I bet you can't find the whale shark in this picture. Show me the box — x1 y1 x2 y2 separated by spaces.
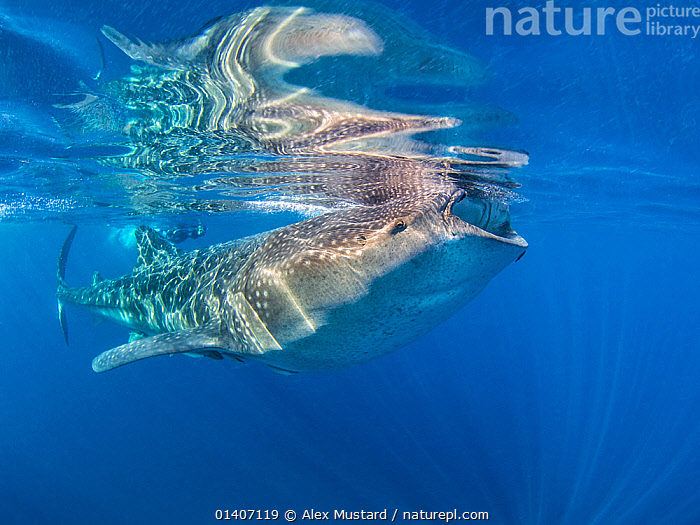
57 190 526 373
55 5 528 373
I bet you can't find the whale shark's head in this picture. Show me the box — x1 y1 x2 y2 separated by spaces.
229 189 526 371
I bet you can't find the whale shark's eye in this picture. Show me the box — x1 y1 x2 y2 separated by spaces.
357 235 367 245
391 220 407 234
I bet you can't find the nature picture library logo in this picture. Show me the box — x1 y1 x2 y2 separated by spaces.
486 1 700 38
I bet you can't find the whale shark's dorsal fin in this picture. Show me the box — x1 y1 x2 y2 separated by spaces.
92 320 229 372
134 226 181 268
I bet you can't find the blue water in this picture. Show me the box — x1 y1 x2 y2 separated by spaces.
1 1 699 524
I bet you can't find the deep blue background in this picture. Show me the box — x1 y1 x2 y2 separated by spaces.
1 1 699 523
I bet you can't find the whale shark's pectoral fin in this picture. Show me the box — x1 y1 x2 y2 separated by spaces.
92 321 228 373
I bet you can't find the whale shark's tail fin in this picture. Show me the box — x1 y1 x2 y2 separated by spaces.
57 225 78 345
100 24 213 69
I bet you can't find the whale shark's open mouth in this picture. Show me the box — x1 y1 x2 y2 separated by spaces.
450 191 528 248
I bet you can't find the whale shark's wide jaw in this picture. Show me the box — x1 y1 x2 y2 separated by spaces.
448 191 528 248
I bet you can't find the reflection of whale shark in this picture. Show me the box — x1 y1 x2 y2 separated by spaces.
97 6 459 155
56 5 528 373
57 189 526 373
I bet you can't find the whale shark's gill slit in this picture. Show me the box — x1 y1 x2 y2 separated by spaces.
230 291 282 353
261 269 317 334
